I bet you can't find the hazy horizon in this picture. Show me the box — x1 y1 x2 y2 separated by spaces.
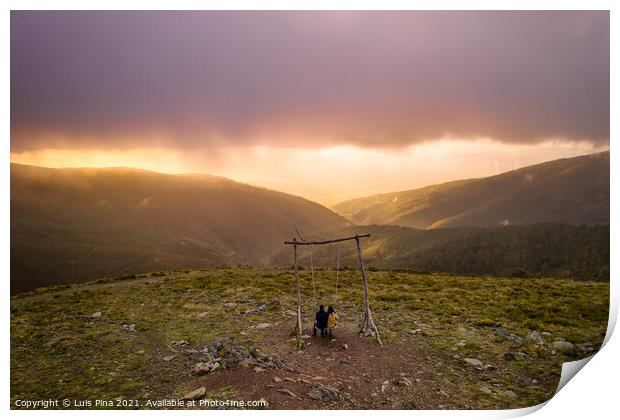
10 147 609 206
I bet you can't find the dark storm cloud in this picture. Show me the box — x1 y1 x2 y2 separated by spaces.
10 11 609 151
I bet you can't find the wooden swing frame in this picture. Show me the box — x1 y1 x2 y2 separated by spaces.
284 233 382 345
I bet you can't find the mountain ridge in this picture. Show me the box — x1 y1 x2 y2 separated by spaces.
10 163 350 292
332 151 609 228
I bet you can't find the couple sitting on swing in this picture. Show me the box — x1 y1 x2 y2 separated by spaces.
313 304 339 337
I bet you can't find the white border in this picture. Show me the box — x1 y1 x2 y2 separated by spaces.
2 2 617 419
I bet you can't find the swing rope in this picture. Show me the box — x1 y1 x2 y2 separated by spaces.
309 245 316 300
335 243 340 303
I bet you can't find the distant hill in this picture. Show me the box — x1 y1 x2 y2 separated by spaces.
11 164 349 292
332 152 609 229
268 224 609 281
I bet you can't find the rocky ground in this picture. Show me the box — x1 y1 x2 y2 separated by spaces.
10 268 609 409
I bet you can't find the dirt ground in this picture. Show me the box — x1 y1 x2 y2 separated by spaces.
181 326 501 409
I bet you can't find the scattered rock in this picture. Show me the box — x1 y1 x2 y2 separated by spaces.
525 330 544 345
223 302 237 308
91 312 102 318
195 312 209 318
171 340 189 346
184 338 287 373
120 324 136 332
493 327 523 344
255 323 271 329
277 388 297 398
553 340 575 354
283 362 302 373
253 367 266 373
192 361 220 375
211 338 223 350
182 387 206 400
163 355 178 362
245 304 267 315
464 358 483 367
503 390 517 399
480 386 493 395
307 383 351 401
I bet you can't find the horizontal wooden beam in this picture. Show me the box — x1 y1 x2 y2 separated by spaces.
284 233 370 246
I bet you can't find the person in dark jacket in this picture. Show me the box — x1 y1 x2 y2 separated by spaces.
313 305 328 337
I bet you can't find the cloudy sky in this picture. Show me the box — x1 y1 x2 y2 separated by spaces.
11 11 609 204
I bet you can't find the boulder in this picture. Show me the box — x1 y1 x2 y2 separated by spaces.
255 323 271 329
91 312 102 318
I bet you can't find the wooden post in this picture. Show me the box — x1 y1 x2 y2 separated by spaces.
355 235 383 345
293 239 303 337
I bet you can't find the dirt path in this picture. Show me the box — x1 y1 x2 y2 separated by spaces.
180 326 476 409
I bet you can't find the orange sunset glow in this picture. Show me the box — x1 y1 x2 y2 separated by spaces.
11 11 609 204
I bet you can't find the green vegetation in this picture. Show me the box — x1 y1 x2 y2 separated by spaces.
11 268 608 409
271 223 609 281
